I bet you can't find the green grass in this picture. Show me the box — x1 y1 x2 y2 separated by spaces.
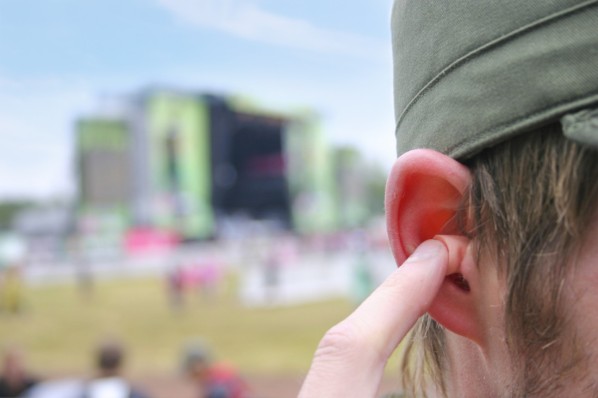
0 276 355 376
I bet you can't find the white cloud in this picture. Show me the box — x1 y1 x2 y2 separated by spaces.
156 0 388 59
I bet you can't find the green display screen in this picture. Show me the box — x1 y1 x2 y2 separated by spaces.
145 92 214 239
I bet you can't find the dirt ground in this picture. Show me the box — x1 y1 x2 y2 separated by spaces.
37 371 401 397
134 372 401 398
134 373 304 398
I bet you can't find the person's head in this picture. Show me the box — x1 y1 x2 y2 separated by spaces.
1 346 27 381
181 341 212 383
95 341 125 377
388 1 598 396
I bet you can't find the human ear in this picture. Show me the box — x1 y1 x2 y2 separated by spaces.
385 149 482 343
385 149 470 264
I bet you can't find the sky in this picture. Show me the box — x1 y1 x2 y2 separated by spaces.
0 0 396 200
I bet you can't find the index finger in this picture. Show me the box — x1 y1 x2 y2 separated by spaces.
299 239 448 398
348 239 448 360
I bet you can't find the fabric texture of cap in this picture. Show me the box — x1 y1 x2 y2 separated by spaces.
392 0 598 159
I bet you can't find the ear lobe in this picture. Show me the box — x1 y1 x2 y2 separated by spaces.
385 149 471 265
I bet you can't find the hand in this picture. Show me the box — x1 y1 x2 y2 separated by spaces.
298 240 449 398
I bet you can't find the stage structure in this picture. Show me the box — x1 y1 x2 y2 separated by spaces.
76 89 338 244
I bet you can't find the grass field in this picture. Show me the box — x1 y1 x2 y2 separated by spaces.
0 275 357 377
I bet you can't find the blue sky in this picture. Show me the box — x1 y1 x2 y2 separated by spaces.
0 0 395 199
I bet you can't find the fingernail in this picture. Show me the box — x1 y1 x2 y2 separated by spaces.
406 240 443 262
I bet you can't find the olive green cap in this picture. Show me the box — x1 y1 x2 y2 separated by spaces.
392 0 598 159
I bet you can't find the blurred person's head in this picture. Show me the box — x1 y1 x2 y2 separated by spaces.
181 341 212 383
388 1 598 397
1 347 26 381
95 341 125 378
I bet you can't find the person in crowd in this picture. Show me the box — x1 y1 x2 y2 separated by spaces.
181 342 248 398
166 265 185 311
80 340 149 398
0 347 38 397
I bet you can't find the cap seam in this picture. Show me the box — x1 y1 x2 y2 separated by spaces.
446 91 598 159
